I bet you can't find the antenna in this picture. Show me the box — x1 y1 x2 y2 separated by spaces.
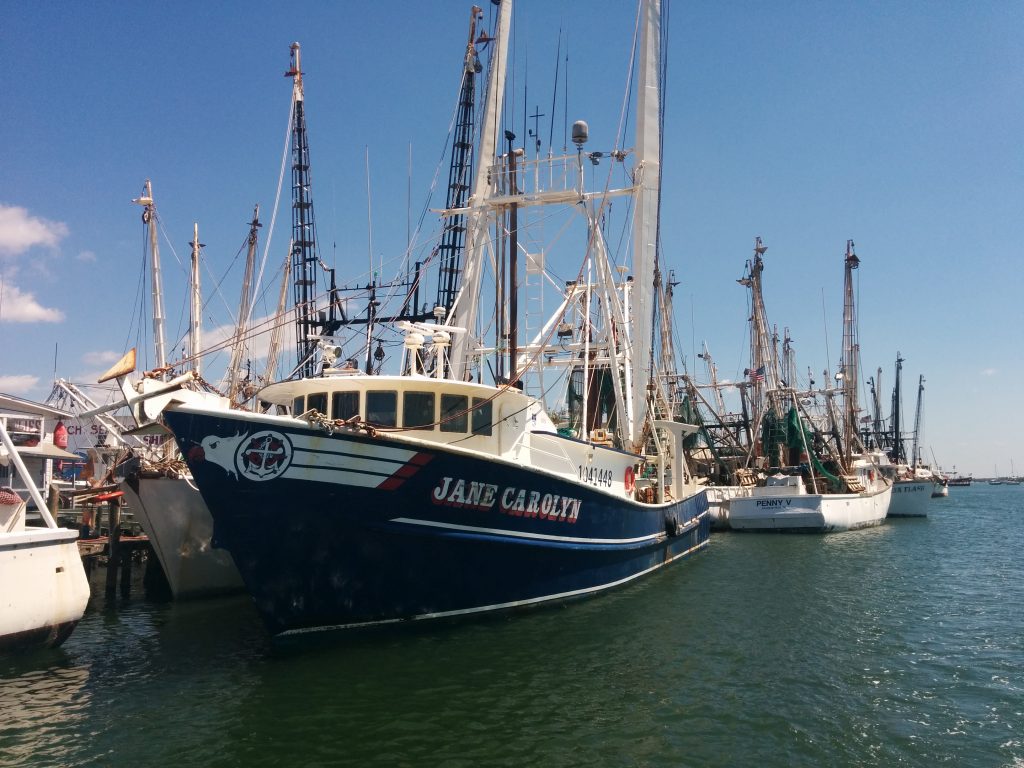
548 26 561 151
365 146 373 277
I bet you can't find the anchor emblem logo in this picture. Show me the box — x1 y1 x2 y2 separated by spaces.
235 431 293 481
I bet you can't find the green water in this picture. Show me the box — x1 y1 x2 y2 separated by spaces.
2 486 1022 767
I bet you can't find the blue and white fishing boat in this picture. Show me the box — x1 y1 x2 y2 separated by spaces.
157 0 709 636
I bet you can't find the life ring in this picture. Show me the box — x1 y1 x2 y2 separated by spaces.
624 466 636 493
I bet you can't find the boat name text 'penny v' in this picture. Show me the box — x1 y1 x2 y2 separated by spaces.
755 498 794 508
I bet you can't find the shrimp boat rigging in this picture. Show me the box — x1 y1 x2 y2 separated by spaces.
881 355 935 517
158 0 710 636
727 241 892 532
73 181 246 600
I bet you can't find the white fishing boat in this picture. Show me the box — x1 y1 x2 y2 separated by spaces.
886 465 935 517
678 357 753 530
119 462 242 599
729 457 892 532
0 414 90 652
684 239 777 529
728 242 891 532
704 483 753 528
876 356 933 516
66 183 246 600
79 347 246 600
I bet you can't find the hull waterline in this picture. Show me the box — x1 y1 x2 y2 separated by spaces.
888 479 932 517
0 528 90 652
728 485 892 532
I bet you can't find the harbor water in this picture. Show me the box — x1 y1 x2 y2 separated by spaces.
2 486 1022 767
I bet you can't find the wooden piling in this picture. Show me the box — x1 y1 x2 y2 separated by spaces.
47 484 60 521
104 496 122 596
119 545 132 597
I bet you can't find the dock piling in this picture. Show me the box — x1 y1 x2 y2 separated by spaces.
104 496 122 596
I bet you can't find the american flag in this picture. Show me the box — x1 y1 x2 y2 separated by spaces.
747 365 765 383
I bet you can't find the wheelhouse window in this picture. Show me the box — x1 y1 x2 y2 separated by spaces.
366 391 397 427
332 391 359 421
292 396 305 414
440 394 468 433
471 397 493 436
403 392 435 430
307 392 327 415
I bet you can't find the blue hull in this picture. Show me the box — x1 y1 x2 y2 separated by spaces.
164 408 710 635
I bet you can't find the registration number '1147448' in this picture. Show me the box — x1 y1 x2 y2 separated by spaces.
579 465 613 487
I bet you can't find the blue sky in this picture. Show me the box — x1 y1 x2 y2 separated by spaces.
1 1 1021 478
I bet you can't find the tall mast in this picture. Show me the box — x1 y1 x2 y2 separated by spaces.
263 244 292 389
867 366 883 449
699 342 727 416
841 239 860 464
435 5 484 319
629 0 662 449
133 180 167 376
505 130 520 380
227 206 261 403
911 374 925 467
657 269 680 407
740 237 780 418
189 223 203 377
449 0 512 380
781 327 796 390
890 352 905 463
286 42 334 379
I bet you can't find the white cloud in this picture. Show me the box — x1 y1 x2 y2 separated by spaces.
0 281 65 322
0 204 68 257
76 250 97 263
980 368 997 377
81 350 121 366
0 374 39 394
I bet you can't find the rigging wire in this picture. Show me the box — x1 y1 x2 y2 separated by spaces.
248 91 295 330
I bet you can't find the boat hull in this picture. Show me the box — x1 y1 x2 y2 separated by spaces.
705 485 754 530
887 479 932 517
163 407 710 636
120 474 244 599
728 485 892 532
0 528 90 652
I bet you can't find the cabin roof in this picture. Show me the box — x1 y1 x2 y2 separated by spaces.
0 393 73 419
